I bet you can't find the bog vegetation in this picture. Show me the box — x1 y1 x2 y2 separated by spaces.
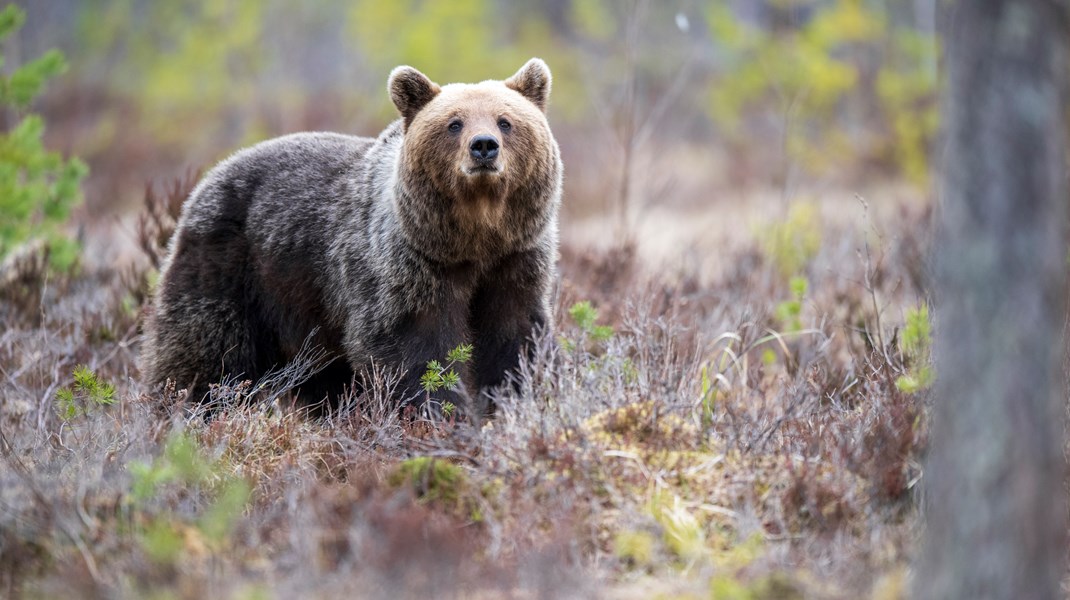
2 2 936 598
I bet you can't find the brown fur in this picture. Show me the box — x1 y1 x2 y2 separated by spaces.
391 62 559 264
141 59 562 412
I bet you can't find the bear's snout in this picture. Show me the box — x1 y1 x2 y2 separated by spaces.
469 134 500 165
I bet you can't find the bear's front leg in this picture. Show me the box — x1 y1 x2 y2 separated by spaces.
348 302 472 414
470 247 553 399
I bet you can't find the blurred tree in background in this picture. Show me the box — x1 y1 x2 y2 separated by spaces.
916 0 1068 596
0 3 86 270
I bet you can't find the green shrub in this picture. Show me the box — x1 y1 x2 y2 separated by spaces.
421 343 473 414
569 300 614 342
0 4 87 271
560 300 614 354
55 364 116 419
129 432 252 562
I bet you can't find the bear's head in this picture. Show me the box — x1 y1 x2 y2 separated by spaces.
387 59 562 263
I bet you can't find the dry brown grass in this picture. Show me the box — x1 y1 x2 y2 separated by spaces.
0 178 931 599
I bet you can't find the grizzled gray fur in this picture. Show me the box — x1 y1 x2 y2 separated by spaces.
140 58 563 411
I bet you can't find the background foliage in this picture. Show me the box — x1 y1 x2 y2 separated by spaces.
17 0 936 222
0 2 944 597
0 4 86 270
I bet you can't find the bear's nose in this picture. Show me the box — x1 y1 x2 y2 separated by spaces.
469 135 500 162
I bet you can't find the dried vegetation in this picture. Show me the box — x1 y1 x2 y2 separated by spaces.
0 180 931 599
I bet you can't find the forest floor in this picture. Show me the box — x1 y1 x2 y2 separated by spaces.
0 178 931 599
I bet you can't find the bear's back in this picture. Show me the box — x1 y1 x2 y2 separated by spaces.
172 131 381 309
179 132 376 238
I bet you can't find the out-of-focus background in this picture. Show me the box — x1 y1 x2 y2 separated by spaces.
21 0 936 269
2 3 951 598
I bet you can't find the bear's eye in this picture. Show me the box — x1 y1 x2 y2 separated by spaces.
448 120 463 133
498 119 512 132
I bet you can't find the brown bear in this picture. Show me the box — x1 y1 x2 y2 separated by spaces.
140 58 562 412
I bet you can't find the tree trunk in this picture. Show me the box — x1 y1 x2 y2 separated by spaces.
915 2 1069 599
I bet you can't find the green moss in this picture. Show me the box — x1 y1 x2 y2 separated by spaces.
615 530 657 567
584 401 697 448
390 456 467 505
389 457 492 522
709 572 803 600
649 491 706 563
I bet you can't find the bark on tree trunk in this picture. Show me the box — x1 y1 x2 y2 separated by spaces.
915 1 1069 598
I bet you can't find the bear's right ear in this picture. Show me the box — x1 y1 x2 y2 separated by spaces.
505 58 551 112
389 66 441 128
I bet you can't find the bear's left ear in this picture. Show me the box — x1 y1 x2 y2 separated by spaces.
389 66 441 128
505 58 551 112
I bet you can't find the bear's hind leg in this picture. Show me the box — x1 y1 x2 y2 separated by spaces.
144 294 263 406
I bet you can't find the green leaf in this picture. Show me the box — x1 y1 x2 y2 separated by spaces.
759 204 822 279
900 304 931 359
895 366 933 393
442 369 461 391
47 238 79 271
789 275 808 300
4 49 67 108
775 299 802 331
72 364 95 389
569 301 598 331
141 519 184 564
0 5 25 42
591 324 614 342
762 348 777 365
446 343 473 364
55 387 77 420
569 300 614 342
421 370 441 392
130 460 175 501
164 433 210 483
199 479 251 543
94 381 117 406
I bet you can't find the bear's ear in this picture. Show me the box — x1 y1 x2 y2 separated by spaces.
505 58 551 112
388 66 441 128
